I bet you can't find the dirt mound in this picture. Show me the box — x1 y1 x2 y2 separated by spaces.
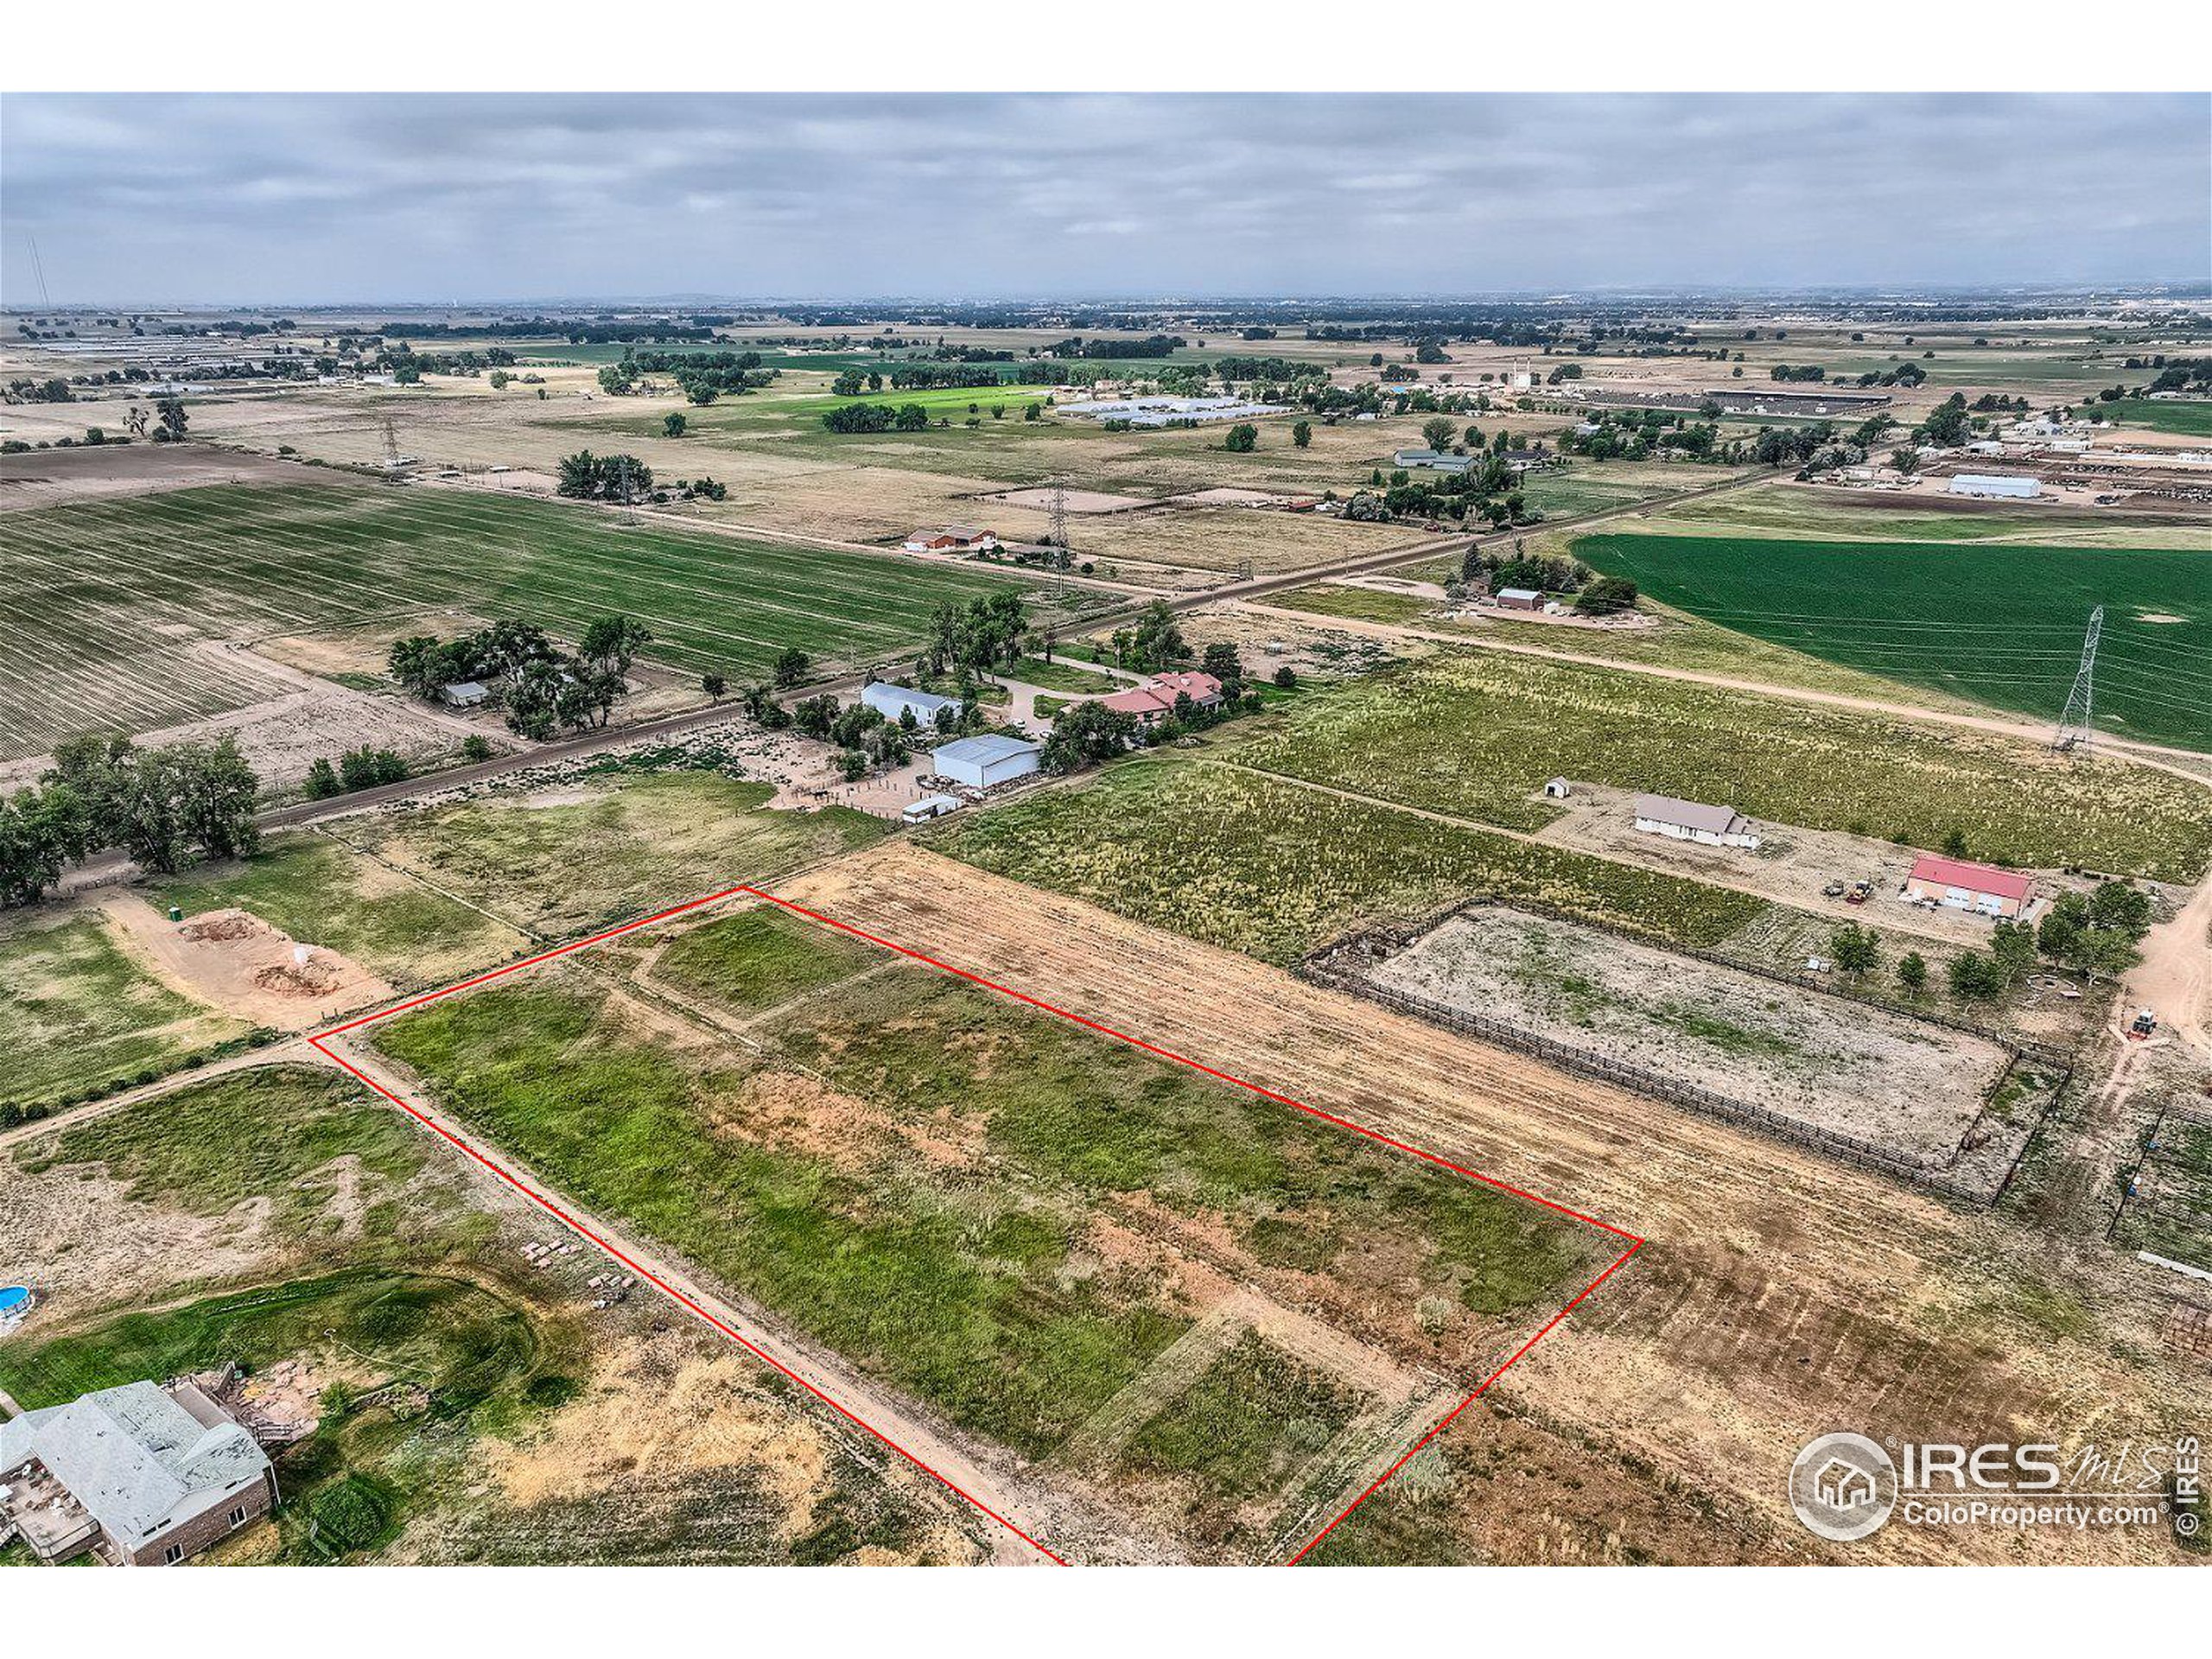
181 914 263 943
252 960 343 997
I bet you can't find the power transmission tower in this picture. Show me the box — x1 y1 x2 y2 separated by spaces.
1047 480 1070 601
617 456 639 526
380 416 403 470
2055 604 2103 753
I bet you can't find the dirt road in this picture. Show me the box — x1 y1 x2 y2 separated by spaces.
765 844 2203 1564
2127 868 2212 1057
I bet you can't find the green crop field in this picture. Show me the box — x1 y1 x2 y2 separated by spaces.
1229 652 2212 881
1570 532 2210 751
2101 397 2212 437
0 479 1080 760
926 755 1765 964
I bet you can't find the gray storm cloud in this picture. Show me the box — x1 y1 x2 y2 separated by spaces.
3 92 2205 304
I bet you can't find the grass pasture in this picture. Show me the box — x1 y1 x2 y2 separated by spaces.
1573 532 2211 751
155 832 530 990
370 935 1603 1557
327 772 886 938
0 479 1079 760
2100 397 2212 438
0 909 248 1107
1229 652 2212 881
925 755 1764 964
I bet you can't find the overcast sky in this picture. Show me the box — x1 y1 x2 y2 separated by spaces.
3 93 2206 307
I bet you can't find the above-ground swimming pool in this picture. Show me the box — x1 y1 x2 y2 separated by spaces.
0 1286 30 1318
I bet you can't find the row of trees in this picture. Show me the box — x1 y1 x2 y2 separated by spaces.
1 736 260 905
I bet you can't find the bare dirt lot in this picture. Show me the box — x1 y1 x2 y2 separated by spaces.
103 893 392 1029
763 844 2205 1564
1364 906 2012 1164
0 438 344 511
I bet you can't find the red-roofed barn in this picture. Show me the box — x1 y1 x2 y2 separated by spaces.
1904 854 2036 918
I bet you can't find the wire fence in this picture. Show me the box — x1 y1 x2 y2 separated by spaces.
1301 895 2076 1208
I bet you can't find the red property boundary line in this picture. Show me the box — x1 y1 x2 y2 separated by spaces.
307 881 1644 1567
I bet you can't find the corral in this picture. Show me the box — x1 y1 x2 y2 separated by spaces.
1344 905 2027 1179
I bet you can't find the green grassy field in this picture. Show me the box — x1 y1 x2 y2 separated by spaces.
0 479 1083 760
649 904 880 1014
328 772 886 938
1572 532 2210 750
2100 397 2212 437
1229 652 2212 880
372 951 1597 1506
0 910 248 1107
925 755 1765 964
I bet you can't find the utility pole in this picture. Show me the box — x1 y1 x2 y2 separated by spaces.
2055 604 2103 753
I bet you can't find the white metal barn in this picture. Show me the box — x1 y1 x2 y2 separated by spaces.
933 734 1042 788
1946 474 2042 499
1631 792 1762 849
862 683 963 726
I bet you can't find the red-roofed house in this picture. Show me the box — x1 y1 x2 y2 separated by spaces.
1099 671 1225 726
903 525 1000 552
1904 854 2036 918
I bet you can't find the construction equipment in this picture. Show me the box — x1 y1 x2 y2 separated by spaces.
2129 1008 2158 1040
1845 880 1872 906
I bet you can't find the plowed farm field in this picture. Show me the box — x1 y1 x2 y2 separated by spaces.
760 844 2206 1565
0 476 1078 762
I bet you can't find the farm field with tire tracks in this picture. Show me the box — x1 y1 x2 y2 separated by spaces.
0 475 1084 761
1571 531 2212 750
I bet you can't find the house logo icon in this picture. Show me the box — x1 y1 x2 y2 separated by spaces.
1790 1433 1897 1541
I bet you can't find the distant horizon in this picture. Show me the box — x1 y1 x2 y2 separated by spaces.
6 92 2207 308
9 279 2209 315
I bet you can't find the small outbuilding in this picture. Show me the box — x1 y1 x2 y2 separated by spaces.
862 682 962 726
441 680 488 709
1544 777 1572 799
901 792 962 823
1904 854 2036 918
1632 792 1761 849
1494 588 1542 611
934 734 1043 789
